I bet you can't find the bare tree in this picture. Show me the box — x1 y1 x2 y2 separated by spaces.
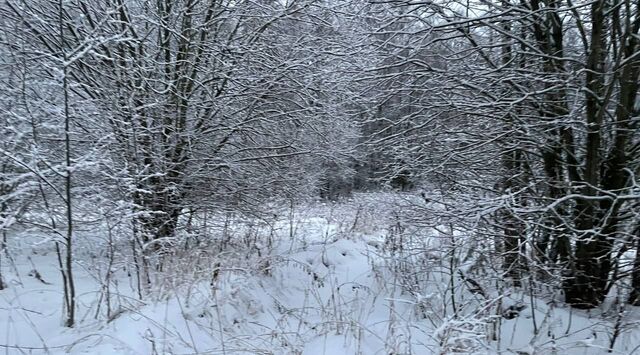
360 0 640 308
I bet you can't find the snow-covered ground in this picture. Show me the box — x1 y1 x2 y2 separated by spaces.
1 194 640 354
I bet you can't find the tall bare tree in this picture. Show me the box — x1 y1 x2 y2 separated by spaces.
362 0 640 308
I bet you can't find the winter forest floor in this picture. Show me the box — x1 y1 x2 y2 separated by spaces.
2 193 640 354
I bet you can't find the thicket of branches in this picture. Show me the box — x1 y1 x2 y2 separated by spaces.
361 0 640 310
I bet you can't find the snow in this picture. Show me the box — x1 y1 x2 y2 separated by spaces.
1 195 640 354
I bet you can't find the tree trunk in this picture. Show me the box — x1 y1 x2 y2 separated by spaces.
629 229 640 305
500 149 526 286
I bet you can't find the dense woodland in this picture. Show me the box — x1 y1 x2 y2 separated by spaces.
1 0 640 353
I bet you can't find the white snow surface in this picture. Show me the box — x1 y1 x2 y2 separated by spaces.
1 195 640 354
